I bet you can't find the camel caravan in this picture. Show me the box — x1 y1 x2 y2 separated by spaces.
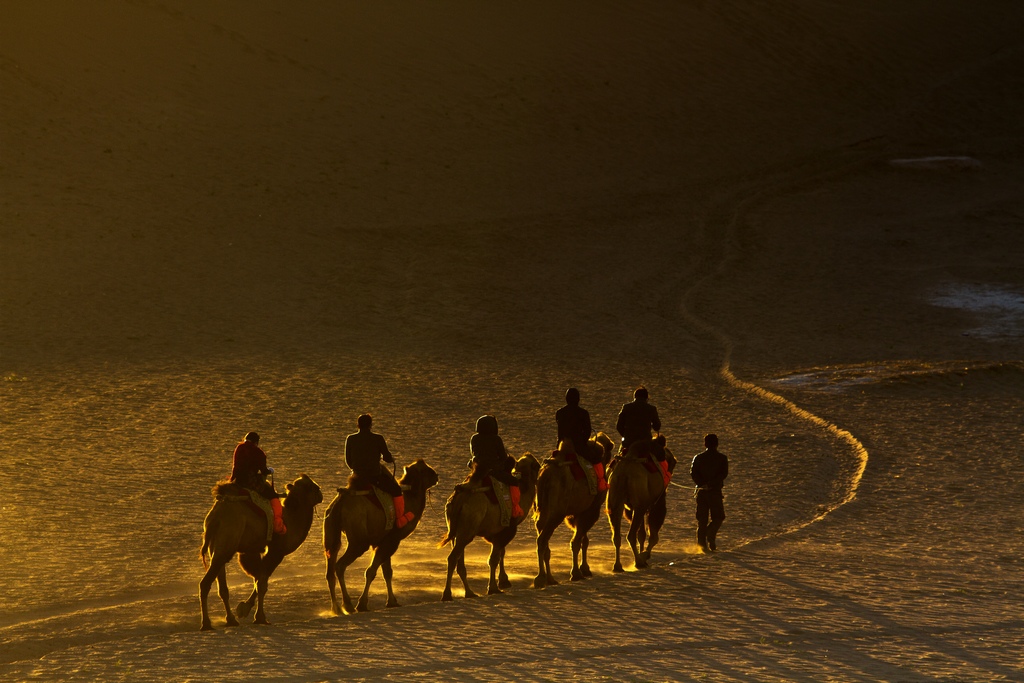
199 386 729 630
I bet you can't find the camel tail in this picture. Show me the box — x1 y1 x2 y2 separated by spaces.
200 539 210 570
323 496 343 557
438 490 465 547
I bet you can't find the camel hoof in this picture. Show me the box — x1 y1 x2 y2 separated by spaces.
547 576 559 586
487 586 503 595
253 614 270 625
441 593 453 602
533 576 546 589
570 570 585 582
331 604 343 616
225 617 240 628
580 566 593 578
465 590 479 599
613 563 624 573
386 599 400 609
235 602 252 619
355 603 370 613
200 622 214 632
498 577 512 590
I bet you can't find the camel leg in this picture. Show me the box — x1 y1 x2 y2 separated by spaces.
644 494 667 562
356 547 384 612
609 499 626 573
336 541 369 615
200 554 235 631
381 555 400 608
236 584 257 620
486 543 505 595
627 510 647 569
571 503 601 581
497 545 512 590
252 552 283 625
569 525 586 582
580 533 592 578
217 564 240 628
325 546 342 616
634 510 648 555
456 553 478 598
442 536 470 601
235 551 262 619
534 521 558 588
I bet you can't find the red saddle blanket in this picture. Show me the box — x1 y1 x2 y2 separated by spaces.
552 450 588 481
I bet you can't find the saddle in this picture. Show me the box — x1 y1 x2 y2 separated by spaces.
544 449 599 495
338 483 396 531
455 476 513 527
216 484 274 543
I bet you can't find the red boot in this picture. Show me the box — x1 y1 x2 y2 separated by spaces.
510 485 524 518
393 495 415 529
659 460 671 488
270 497 287 535
594 462 608 492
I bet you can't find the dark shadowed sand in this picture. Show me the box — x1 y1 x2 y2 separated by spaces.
2 2 1023 681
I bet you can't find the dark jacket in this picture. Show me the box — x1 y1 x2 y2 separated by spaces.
555 403 592 453
615 398 661 447
471 415 517 485
345 429 394 479
690 448 729 490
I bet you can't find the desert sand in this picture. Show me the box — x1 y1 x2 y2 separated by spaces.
2 2 1023 681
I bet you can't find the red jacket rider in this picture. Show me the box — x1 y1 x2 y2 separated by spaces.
230 432 286 535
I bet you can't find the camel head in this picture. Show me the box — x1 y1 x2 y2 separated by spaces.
514 452 542 485
400 458 439 491
284 474 324 509
594 432 615 462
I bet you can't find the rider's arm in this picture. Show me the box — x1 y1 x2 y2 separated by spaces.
379 435 395 464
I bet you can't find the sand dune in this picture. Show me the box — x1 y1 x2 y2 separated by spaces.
2 1 1024 681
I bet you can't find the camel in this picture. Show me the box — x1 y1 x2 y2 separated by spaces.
440 452 542 600
533 432 615 588
199 474 324 631
323 459 438 615
606 438 675 572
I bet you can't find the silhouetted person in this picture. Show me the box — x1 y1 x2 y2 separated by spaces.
615 386 662 454
345 413 413 528
470 415 523 518
230 431 286 534
690 433 728 553
555 387 606 491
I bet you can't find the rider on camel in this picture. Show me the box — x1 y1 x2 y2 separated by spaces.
555 387 607 492
470 415 524 519
230 431 287 535
615 386 671 486
345 413 414 529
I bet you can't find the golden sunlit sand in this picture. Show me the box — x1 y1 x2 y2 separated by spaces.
2 2 1023 681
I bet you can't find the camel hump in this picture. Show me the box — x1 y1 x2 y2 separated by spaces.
212 480 247 499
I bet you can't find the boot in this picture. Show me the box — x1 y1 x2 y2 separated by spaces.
594 462 608 493
393 495 415 529
270 497 287 535
509 485 523 518
659 459 671 488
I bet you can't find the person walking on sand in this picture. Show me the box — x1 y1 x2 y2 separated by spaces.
230 431 287 534
345 413 414 528
690 433 728 553
556 387 606 492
